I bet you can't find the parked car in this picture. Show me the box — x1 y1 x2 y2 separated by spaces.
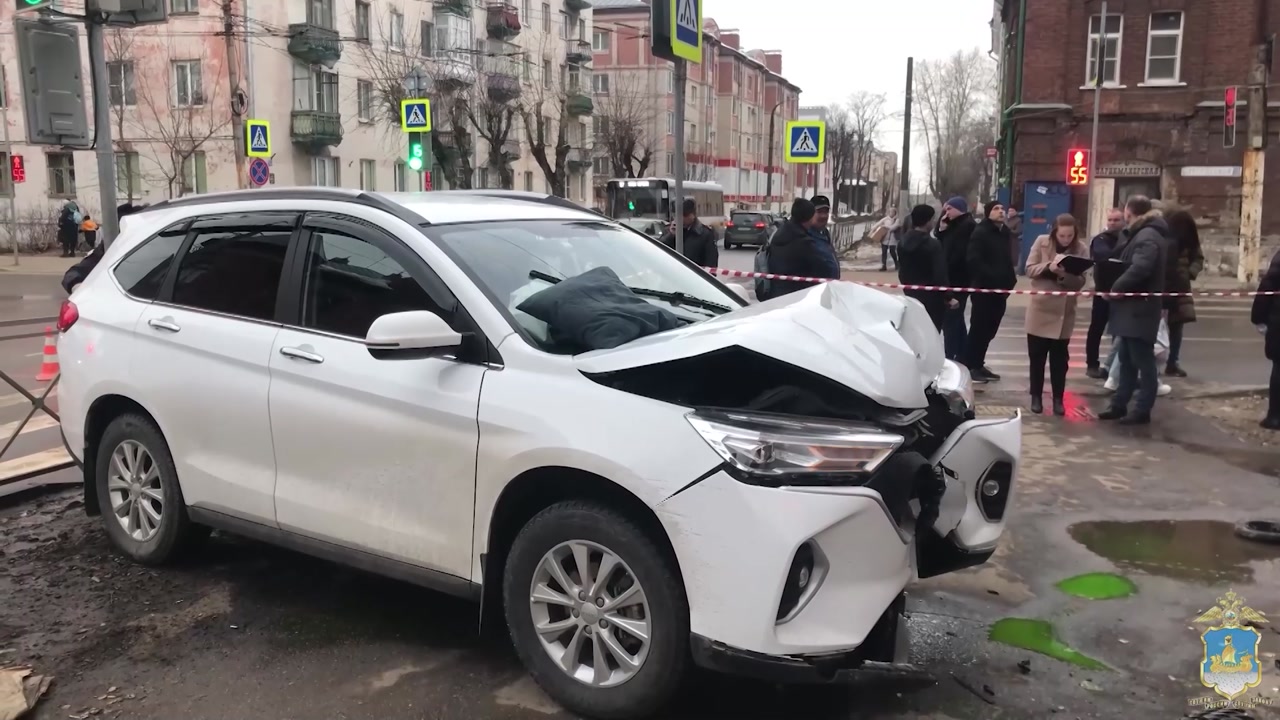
619 217 667 239
724 211 775 250
57 187 1020 720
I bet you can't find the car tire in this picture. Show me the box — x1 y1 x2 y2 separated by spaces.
503 501 689 720
95 413 207 565
724 240 733 250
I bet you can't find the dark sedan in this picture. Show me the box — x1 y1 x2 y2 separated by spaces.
724 212 774 250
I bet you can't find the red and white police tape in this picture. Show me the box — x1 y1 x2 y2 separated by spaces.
702 267 1275 298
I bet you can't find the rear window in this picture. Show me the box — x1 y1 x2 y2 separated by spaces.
731 213 765 225
113 225 188 300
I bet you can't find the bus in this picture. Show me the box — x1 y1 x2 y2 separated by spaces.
603 178 726 233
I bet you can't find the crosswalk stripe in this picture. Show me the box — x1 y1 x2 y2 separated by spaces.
0 388 56 409
0 414 59 440
0 447 74 484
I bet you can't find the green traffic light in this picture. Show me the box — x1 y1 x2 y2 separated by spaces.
23 0 42 4
408 156 424 172
627 201 636 211
407 136 424 171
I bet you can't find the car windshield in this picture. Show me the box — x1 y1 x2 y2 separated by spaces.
620 218 659 235
731 213 765 226
428 220 745 354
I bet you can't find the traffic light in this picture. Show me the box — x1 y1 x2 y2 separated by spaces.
1224 86 1238 149
1066 149 1090 186
627 200 636 212
10 155 26 184
407 131 424 172
15 0 55 12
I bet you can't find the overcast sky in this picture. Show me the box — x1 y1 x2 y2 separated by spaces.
703 0 996 181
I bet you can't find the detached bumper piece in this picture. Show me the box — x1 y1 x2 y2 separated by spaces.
691 594 929 684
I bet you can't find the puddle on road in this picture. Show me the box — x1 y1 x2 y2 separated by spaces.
1068 520 1280 585
988 618 1107 670
1056 572 1137 600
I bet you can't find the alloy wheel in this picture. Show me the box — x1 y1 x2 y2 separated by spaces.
528 540 652 688
107 440 164 542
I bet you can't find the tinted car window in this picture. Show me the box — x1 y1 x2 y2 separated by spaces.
170 213 294 321
300 225 438 338
113 225 187 300
731 213 765 225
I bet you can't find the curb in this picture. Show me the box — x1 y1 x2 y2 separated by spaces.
1178 386 1268 400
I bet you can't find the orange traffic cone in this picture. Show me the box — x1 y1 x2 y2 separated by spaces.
36 327 59 382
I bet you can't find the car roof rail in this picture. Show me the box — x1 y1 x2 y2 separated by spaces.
440 189 607 218
144 187 416 219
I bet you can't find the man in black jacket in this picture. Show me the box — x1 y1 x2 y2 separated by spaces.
659 198 719 268
1086 208 1125 378
897 204 951 331
962 200 1017 381
936 197 977 360
765 198 839 297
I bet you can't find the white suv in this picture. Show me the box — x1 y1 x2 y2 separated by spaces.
57 188 1021 719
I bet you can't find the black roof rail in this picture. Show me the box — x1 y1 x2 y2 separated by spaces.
441 189 607 218
141 187 429 225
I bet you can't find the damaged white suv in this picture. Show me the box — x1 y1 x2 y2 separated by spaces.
57 188 1021 719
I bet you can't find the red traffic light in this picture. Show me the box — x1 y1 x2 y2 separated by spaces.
9 154 25 184
1067 149 1090 186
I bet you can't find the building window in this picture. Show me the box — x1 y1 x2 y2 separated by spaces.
543 59 552 89
0 67 6 109
360 159 377 190
479 167 490 189
524 171 534 191
578 18 586 41
1086 14 1123 86
312 68 339 112
107 61 136 107
354 1 370 42
312 157 339 187
665 70 673 94
389 10 405 51
592 30 610 51
1145 11 1183 84
0 152 11 196
169 0 196 14
592 73 609 95
523 58 532 83
172 60 204 107
307 0 333 27
394 161 408 191
420 20 434 55
357 79 373 121
542 3 550 33
47 152 76 198
115 151 142 197
180 152 207 196
667 112 673 135
592 156 608 175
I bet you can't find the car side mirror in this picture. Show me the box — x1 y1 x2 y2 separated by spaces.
365 310 463 355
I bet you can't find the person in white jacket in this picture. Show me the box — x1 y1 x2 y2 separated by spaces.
875 209 900 271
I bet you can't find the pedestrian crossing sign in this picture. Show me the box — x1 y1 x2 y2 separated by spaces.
669 0 702 63
784 120 826 164
245 119 271 158
400 98 432 132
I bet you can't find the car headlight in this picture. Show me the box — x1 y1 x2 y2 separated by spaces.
686 410 904 484
934 360 975 416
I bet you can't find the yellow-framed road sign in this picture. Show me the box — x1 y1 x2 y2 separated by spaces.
245 119 271 158
400 98 432 132
784 120 826 164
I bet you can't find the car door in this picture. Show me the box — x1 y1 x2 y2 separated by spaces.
268 213 485 579
131 212 299 526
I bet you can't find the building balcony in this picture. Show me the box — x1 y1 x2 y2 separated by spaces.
290 110 343 148
567 146 591 170
564 0 591 13
566 39 592 64
566 93 594 117
287 23 342 67
501 137 521 158
486 2 521 39
433 0 471 17
486 54 522 102
433 52 478 87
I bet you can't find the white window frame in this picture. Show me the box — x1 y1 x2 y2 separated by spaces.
357 79 373 121
46 152 76 198
354 0 371 42
108 61 136 107
312 156 340 187
360 159 377 190
1144 11 1184 85
172 60 204 107
542 2 550 33
667 112 673 135
1085 13 1123 87
169 0 196 14
394 161 408 191
389 9 405 51
592 73 609 95
115 151 142 197
592 29 610 51
179 151 207 196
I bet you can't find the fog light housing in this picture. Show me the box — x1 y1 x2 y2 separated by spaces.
776 541 827 623
977 461 1013 520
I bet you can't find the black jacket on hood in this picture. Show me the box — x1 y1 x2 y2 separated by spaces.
936 213 976 291
766 221 838 297
966 219 1018 290
897 228 949 329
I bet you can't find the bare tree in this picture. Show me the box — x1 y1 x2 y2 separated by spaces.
105 28 139 203
521 37 593 197
132 43 231 198
824 104 855 207
465 48 523 189
594 72 655 178
915 48 998 201
846 91 889 213
353 14 475 188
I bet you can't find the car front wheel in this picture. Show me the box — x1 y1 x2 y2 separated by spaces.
503 501 689 720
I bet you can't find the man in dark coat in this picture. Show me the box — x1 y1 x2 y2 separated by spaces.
766 198 840 297
1098 196 1169 425
961 200 1017 381
659 198 719 268
1251 248 1280 429
936 197 977 361
897 204 950 331
1086 208 1125 378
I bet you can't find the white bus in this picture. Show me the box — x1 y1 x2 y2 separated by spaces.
603 178 726 234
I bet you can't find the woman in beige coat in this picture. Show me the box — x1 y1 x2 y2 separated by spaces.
1024 214 1090 415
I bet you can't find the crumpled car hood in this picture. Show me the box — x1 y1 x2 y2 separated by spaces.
574 282 945 409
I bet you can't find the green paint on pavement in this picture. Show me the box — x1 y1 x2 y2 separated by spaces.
1055 572 1137 600
989 618 1108 670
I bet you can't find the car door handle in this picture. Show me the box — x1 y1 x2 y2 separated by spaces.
279 346 324 364
147 318 181 333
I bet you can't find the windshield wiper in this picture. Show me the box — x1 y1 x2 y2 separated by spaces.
626 287 732 314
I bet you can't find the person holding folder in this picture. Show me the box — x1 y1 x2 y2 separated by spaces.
1023 214 1090 415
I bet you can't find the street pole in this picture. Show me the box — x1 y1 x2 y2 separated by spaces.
764 102 779 212
899 57 913 219
673 58 687 256
1238 41 1270 283
86 15 120 247
222 0 248 190
1085 1 1106 235
3 107 17 267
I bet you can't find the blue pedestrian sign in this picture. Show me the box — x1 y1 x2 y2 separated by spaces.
248 157 270 187
245 119 271 158
400 98 432 132
650 0 701 64
784 120 826 164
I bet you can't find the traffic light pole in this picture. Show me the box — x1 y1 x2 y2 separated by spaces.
1084 0 1106 236
673 59 687 257
3 105 17 267
86 16 120 246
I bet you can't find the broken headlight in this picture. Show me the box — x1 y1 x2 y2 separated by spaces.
686 410 904 483
933 360 975 416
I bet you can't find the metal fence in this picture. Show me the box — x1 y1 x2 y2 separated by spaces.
0 324 75 491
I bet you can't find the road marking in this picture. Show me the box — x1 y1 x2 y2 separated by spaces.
0 414 58 439
0 388 55 409
0 447 73 483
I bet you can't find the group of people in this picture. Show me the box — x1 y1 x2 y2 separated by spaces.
56 201 100 257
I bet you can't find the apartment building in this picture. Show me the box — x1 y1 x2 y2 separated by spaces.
0 0 595 229
589 0 802 209
994 0 1277 273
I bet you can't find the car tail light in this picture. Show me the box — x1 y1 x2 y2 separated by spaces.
57 300 79 332
754 222 766 228
726 221 734 228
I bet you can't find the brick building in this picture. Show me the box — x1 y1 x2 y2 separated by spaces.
995 0 1277 274
590 0 803 208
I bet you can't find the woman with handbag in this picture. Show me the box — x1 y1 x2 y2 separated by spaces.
1023 214 1089 415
